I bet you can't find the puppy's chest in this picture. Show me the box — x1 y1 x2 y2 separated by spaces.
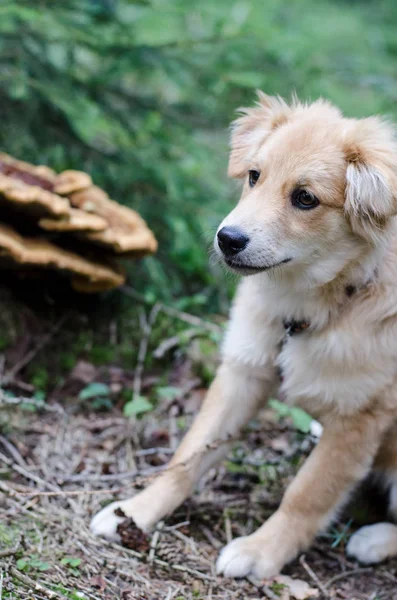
276 324 373 415
277 325 318 392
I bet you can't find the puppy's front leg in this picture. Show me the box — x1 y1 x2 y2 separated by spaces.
217 409 393 579
91 360 275 539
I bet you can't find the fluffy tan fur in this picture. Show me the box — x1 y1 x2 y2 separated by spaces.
91 94 397 576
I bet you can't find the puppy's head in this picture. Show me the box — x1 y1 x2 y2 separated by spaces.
215 93 397 285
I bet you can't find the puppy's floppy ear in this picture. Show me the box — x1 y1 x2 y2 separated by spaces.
228 92 292 178
345 117 397 241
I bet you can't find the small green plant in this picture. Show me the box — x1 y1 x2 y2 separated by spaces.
16 555 51 572
176 416 186 430
123 394 153 417
79 382 110 400
225 461 248 475
29 366 49 392
270 581 287 597
269 398 313 434
60 556 82 576
327 519 353 548
79 382 112 411
52 585 88 600
259 464 278 483
156 386 182 402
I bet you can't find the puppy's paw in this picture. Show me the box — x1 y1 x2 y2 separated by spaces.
310 419 323 438
216 536 282 579
91 490 158 541
347 523 397 564
90 500 127 541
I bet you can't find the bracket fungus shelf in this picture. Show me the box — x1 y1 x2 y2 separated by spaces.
0 153 157 292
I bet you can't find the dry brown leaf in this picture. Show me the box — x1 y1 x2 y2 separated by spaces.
89 575 107 592
273 575 319 599
269 435 292 454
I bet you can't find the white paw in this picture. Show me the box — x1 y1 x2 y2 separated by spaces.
347 523 397 564
310 420 323 438
90 500 127 541
91 491 160 540
216 536 281 579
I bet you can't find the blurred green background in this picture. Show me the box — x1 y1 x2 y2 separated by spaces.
2 0 397 313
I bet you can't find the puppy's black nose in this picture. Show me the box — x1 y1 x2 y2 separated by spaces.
217 226 249 256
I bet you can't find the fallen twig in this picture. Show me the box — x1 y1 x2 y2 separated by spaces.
135 447 174 457
0 451 78 511
153 328 199 358
9 566 69 600
0 390 64 413
133 303 161 401
324 567 374 588
0 435 26 467
199 525 222 550
122 285 222 334
299 554 329 597
58 434 239 485
169 563 215 581
14 439 239 494
224 510 232 545
379 570 397 582
57 465 162 484
11 487 125 497
104 539 215 581
149 521 164 563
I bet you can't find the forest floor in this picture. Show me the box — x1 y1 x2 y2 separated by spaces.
0 283 396 600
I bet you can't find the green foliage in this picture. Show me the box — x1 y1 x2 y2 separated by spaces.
79 381 113 409
51 587 88 600
269 398 313 433
270 581 288 597
123 393 153 416
60 556 82 576
321 519 353 548
1 0 397 306
156 385 182 401
29 366 49 391
60 557 82 568
79 382 110 400
330 519 353 548
16 555 51 572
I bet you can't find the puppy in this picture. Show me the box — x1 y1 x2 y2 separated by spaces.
91 93 397 577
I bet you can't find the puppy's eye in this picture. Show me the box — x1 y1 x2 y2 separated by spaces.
248 170 260 187
291 188 319 210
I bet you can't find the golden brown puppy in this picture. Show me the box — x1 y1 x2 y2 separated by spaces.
91 93 397 577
